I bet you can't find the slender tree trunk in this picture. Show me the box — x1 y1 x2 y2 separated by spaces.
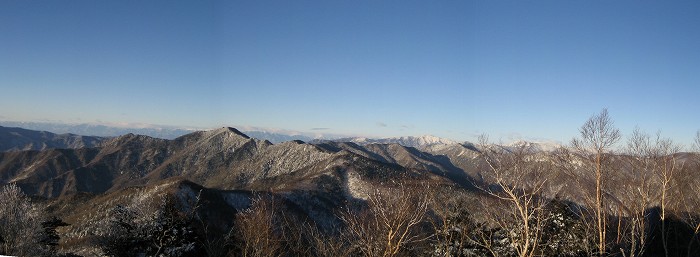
661 171 668 257
597 151 606 255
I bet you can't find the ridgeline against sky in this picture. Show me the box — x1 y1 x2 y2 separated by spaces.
1 1 699 144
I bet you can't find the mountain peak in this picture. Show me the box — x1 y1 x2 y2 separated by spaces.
212 127 250 139
392 135 457 145
225 127 250 139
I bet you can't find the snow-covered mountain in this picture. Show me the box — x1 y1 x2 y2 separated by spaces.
318 135 566 154
504 140 563 152
0 121 565 153
332 135 460 150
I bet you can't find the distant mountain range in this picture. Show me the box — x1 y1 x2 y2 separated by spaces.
0 124 563 153
0 126 484 254
0 125 566 201
0 126 105 151
0 121 473 148
0 126 480 197
0 121 197 139
328 135 459 149
1 125 694 255
0 121 326 143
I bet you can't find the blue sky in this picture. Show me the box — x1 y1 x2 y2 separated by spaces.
1 1 699 145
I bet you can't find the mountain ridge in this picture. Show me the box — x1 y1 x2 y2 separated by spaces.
3 125 698 256
0 126 106 152
0 126 479 198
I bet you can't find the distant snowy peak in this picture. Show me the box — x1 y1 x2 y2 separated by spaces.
504 140 563 152
386 135 458 148
340 135 460 149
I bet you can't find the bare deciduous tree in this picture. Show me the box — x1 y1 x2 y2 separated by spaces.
340 183 431 257
305 221 351 257
235 194 282 257
616 127 656 257
571 108 621 255
676 165 700 257
476 135 550 257
668 130 700 257
648 132 682 257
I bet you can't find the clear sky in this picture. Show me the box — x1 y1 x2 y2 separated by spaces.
1 1 699 145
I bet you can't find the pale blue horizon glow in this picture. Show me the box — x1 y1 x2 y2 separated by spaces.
1 1 699 145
